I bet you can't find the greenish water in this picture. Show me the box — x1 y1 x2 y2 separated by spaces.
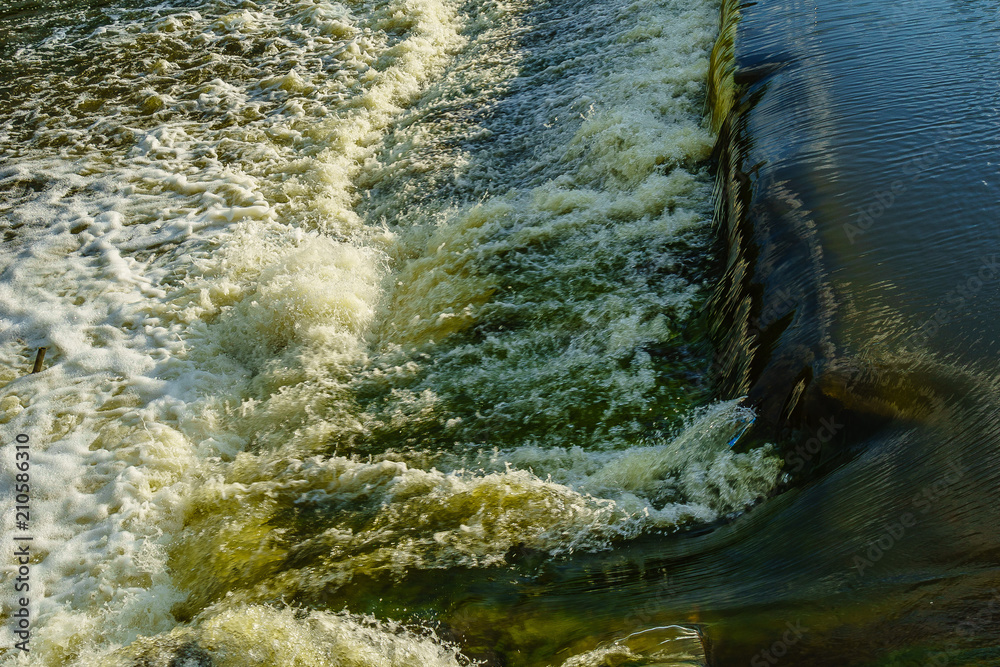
0 0 756 663
2 0 1000 664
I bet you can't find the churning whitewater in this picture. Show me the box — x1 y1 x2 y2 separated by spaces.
0 0 779 663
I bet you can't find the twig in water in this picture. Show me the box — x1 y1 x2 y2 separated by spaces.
30 347 47 374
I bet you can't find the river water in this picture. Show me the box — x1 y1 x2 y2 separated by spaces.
0 0 998 665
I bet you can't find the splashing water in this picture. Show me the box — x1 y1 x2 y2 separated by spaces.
0 0 781 662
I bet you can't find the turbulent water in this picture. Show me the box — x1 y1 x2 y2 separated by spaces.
8 0 1000 664
0 0 788 663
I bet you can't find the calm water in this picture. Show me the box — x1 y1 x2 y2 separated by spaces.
705 0 1000 663
0 0 999 664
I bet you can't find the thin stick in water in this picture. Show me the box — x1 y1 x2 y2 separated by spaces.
31 347 47 374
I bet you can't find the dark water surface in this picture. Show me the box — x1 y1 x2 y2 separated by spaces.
742 0 1000 365
657 0 1000 663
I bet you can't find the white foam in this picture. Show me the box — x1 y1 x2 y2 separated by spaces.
0 0 772 662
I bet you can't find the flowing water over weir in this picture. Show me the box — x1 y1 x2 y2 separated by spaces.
1 0 1000 664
